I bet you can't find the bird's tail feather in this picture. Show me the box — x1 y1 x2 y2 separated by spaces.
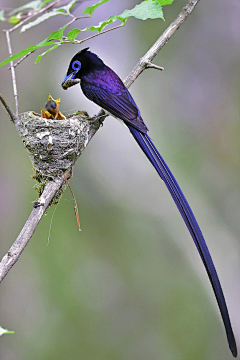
128 125 237 357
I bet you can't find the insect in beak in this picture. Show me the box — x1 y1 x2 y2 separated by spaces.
61 72 80 90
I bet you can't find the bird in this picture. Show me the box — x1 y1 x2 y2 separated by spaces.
61 48 237 357
41 94 65 120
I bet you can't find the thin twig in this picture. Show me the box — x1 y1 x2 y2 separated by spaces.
61 23 123 46
10 15 90 69
4 30 19 115
47 197 61 245
8 50 36 69
0 0 200 283
145 62 164 71
62 15 89 29
79 23 123 44
9 0 62 33
63 173 81 231
0 93 19 127
7 23 122 72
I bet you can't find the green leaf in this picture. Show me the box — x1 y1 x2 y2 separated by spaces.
0 0 170 67
35 44 60 63
120 0 164 21
46 28 64 41
20 0 79 32
0 24 70 68
0 10 5 21
9 0 41 15
156 0 174 5
0 37 58 67
20 8 67 32
0 327 15 336
82 0 164 34
84 14 127 33
9 14 22 24
83 0 110 17
67 28 82 41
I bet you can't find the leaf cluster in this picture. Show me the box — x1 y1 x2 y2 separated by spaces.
0 0 174 66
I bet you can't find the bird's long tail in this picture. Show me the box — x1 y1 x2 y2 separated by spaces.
128 125 237 357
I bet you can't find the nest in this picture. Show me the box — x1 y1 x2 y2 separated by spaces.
17 111 100 203
18 111 98 178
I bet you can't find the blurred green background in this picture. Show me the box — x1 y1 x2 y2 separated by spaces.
0 0 239 359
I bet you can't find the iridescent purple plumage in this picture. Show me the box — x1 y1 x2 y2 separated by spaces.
62 48 237 357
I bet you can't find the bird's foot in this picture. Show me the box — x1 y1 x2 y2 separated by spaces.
91 114 105 127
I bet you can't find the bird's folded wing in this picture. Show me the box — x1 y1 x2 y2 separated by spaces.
81 81 148 133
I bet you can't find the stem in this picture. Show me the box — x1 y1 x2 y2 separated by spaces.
80 23 123 44
0 93 19 127
61 15 90 29
10 15 90 69
4 30 19 115
61 24 123 45
9 0 62 33
9 51 36 69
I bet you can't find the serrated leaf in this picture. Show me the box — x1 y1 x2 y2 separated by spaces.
46 28 64 41
83 15 119 33
35 44 60 63
82 0 164 34
0 38 57 67
157 0 174 5
9 15 21 25
9 0 41 15
67 28 81 41
83 0 110 17
120 0 164 21
0 327 15 336
20 8 67 32
0 10 5 21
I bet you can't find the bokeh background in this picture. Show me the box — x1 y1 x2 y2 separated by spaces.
0 0 239 359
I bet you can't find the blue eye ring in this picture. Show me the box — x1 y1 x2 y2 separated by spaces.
72 60 81 71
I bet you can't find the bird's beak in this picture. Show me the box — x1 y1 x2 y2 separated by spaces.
61 72 80 90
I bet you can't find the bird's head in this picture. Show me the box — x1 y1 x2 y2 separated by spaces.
61 47 105 90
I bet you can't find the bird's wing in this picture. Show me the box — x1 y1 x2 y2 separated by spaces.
81 79 148 133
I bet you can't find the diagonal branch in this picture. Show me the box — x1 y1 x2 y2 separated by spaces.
0 177 65 282
124 0 200 87
0 93 19 127
0 0 200 283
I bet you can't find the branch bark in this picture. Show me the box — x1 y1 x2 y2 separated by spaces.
0 178 64 282
124 0 200 88
0 93 19 127
0 0 200 283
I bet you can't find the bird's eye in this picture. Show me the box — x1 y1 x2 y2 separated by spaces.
72 60 81 71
